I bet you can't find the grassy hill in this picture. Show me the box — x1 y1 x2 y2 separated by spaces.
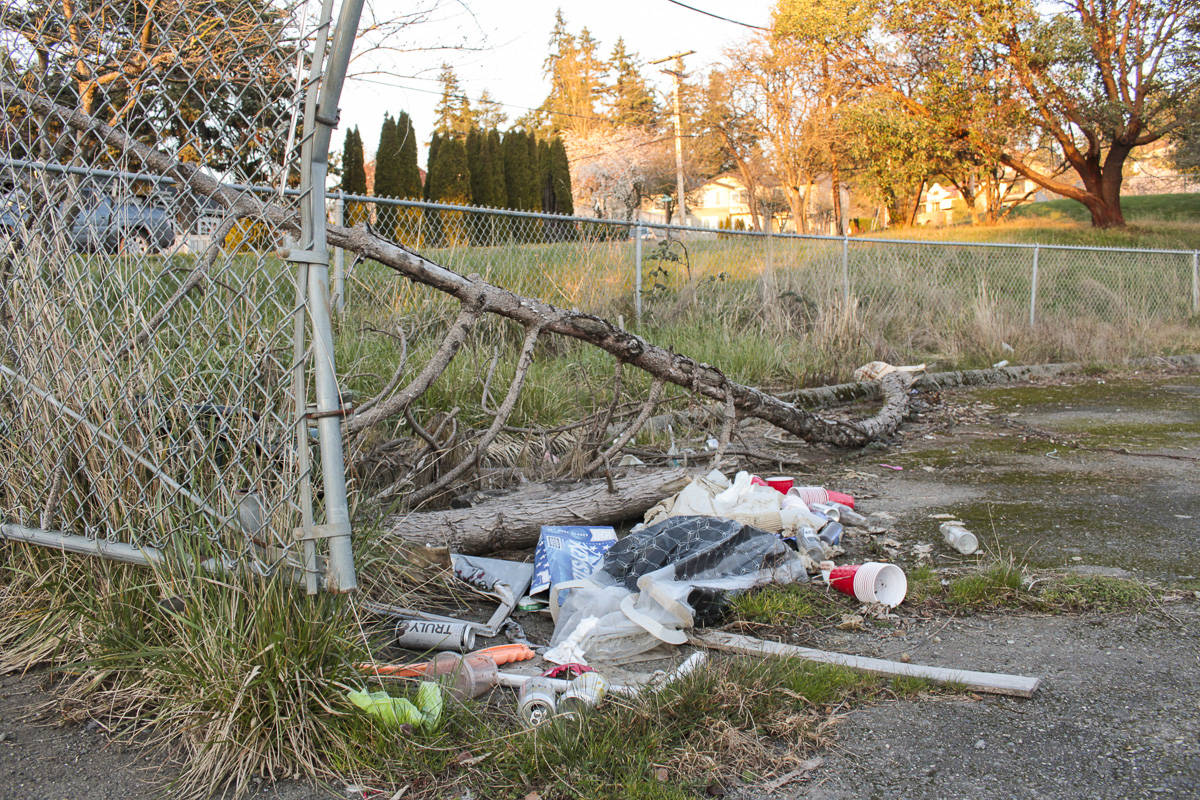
870 193 1200 250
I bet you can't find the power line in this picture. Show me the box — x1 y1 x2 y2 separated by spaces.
661 0 770 31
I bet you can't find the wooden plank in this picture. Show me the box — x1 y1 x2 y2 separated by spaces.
691 631 1041 698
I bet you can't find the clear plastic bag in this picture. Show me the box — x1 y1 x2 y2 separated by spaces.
545 516 806 664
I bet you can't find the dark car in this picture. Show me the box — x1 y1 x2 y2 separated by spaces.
67 186 176 254
0 184 175 255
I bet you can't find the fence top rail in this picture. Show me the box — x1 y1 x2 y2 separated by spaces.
5 157 1196 257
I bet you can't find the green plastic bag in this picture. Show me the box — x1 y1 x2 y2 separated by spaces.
347 681 443 729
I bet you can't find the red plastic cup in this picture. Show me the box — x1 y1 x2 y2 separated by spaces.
749 475 770 487
828 564 861 597
765 476 794 494
827 490 855 509
828 562 907 607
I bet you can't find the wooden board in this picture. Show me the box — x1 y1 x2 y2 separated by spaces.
691 631 1041 698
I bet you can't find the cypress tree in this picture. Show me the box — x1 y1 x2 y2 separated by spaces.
341 126 368 226
484 129 506 208
396 111 422 199
424 133 443 201
548 136 573 215
342 127 366 194
525 132 542 211
502 130 533 210
439 136 471 203
466 128 486 205
374 114 400 197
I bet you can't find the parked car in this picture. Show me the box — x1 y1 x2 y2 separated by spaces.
0 184 175 255
67 186 176 254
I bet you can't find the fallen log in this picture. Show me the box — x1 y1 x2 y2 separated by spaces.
385 467 691 554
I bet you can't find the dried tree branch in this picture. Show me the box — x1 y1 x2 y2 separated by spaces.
345 303 481 434
584 378 665 474
5 81 913 450
353 322 409 418
405 321 546 507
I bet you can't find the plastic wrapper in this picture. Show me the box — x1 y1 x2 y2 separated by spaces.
544 516 806 665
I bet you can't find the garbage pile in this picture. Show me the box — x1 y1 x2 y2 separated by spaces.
353 468 927 731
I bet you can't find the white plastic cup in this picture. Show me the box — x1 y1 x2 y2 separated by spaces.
851 562 908 607
789 486 830 506
940 522 979 555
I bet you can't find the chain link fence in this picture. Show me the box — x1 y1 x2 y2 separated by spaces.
337 193 1200 337
0 0 361 590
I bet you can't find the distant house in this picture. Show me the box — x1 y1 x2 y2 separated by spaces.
915 174 1041 226
637 173 788 231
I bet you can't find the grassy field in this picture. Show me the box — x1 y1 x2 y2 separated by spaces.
872 193 1200 250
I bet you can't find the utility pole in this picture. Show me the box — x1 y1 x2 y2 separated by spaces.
650 50 694 226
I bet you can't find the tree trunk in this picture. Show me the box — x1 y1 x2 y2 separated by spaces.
385 468 691 553
831 158 844 235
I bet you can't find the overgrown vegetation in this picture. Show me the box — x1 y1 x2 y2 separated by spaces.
0 539 933 800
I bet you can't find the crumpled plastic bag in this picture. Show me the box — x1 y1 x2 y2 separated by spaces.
347 681 443 729
852 361 926 382
643 470 826 537
544 516 807 665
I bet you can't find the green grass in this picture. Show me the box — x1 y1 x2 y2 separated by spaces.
1011 192 1200 224
872 193 1200 250
727 582 861 626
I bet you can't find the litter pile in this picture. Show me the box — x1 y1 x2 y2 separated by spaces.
354 470 1036 733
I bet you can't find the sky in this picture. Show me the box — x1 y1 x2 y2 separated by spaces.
336 0 776 162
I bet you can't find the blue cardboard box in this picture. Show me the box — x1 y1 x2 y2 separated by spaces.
530 525 617 596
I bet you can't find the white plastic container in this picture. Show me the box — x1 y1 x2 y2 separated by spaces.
940 522 979 555
852 562 908 607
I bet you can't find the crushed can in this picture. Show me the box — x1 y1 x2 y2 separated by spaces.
517 677 558 728
556 672 608 719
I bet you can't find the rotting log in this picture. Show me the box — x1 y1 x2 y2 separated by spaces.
384 467 691 554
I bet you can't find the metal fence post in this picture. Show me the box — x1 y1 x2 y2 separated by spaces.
841 233 850 305
1192 251 1199 315
294 0 365 593
634 222 644 326
1029 244 1040 326
332 195 345 314
765 216 774 273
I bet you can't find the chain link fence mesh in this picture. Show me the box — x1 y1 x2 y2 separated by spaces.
340 195 1198 342
0 0 328 577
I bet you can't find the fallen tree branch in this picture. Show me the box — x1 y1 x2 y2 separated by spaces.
5 81 912 450
384 467 692 554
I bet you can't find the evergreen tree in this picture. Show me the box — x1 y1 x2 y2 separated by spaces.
396 111 422 198
483 129 506 207
542 10 605 136
341 126 366 194
424 133 443 201
434 63 474 136
374 114 400 197
502 130 534 210
341 126 368 226
467 128 486 205
608 38 657 128
537 138 553 212
475 90 508 130
525 132 543 210
547 136 574 215
426 135 470 203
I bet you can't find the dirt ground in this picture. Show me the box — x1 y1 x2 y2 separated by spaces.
3 365 1199 799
